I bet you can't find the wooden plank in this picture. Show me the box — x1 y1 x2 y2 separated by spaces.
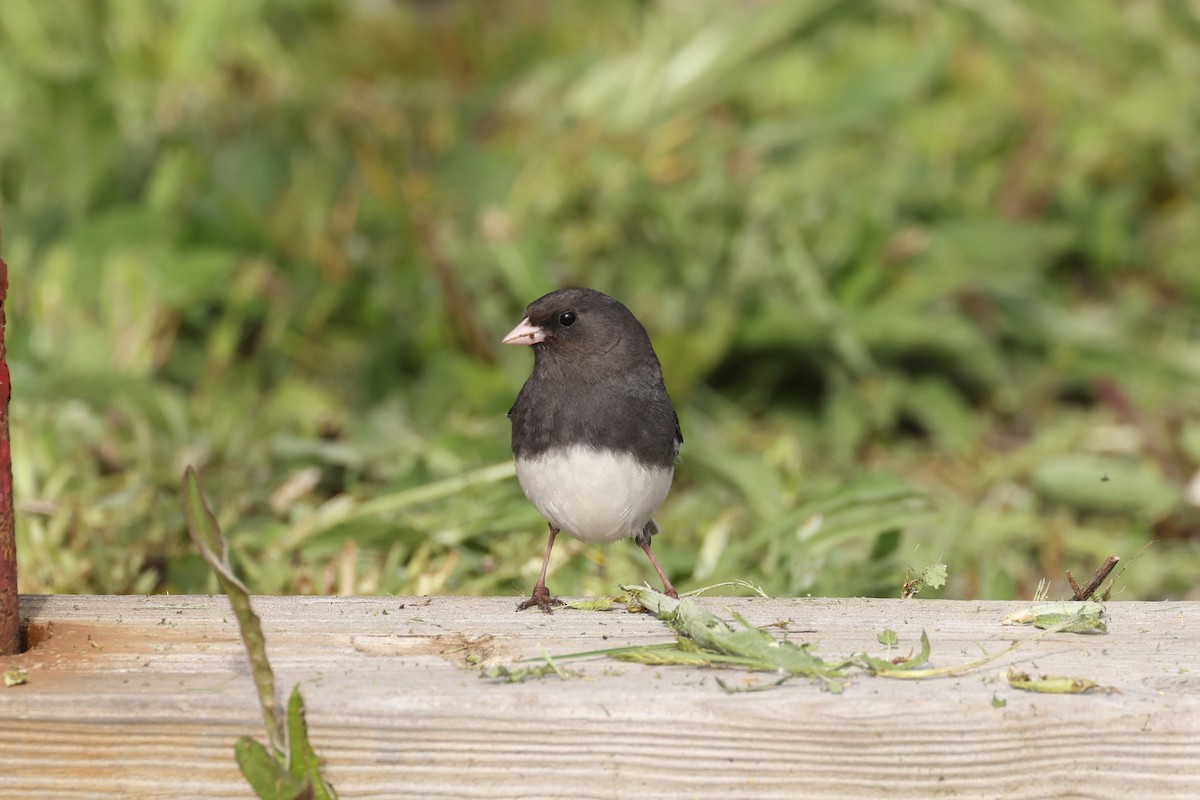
1 594 1198 799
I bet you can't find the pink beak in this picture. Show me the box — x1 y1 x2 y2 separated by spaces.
502 317 546 346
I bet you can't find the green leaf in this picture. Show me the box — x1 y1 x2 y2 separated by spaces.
908 631 931 669
1007 670 1107 694
564 594 630 611
876 629 899 647
286 686 337 800
182 466 226 565
861 630 931 674
921 562 948 590
235 737 310 800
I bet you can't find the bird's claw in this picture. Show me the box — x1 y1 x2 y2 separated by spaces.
517 586 565 614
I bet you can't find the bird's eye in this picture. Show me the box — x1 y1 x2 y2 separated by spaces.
558 311 576 327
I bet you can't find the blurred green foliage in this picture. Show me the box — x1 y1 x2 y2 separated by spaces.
2 0 1198 600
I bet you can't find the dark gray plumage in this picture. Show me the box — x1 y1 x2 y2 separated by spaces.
508 288 681 467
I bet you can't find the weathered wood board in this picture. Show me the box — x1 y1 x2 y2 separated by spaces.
1 594 1198 799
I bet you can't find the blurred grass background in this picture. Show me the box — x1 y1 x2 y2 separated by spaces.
2 0 1198 601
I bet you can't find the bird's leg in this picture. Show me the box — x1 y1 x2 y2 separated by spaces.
517 525 566 613
636 524 679 599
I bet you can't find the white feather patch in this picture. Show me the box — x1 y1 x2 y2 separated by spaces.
515 445 673 544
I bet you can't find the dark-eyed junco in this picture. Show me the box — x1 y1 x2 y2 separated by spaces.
503 287 681 612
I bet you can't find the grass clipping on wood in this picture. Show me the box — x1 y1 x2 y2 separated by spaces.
499 586 1108 693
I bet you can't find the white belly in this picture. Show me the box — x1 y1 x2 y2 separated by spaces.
515 445 673 544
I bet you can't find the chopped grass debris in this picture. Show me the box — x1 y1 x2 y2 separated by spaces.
1007 670 1116 694
502 586 1116 692
1002 602 1107 633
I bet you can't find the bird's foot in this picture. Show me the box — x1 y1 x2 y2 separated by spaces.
516 585 565 614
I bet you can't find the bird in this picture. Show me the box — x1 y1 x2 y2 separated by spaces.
503 287 681 612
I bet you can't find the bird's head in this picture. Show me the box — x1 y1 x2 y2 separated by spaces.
502 287 650 368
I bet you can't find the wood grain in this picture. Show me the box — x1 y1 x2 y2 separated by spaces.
1 594 1198 799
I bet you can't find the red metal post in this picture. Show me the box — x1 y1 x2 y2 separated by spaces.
0 244 18 655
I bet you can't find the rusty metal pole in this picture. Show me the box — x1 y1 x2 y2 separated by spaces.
0 221 18 656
